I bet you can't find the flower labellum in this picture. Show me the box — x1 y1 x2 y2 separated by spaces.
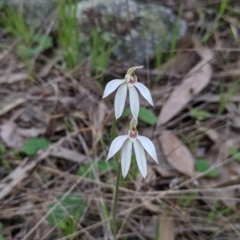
106 118 158 178
102 66 154 119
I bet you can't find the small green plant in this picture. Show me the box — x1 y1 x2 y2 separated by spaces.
200 0 229 43
0 142 5 155
57 0 81 69
23 138 51 156
169 4 183 60
47 194 86 239
0 142 11 171
178 192 197 208
154 35 167 82
218 79 239 115
229 147 240 162
207 202 232 225
77 160 118 179
122 107 158 125
0 7 32 46
179 131 200 152
17 34 53 58
190 108 210 121
0 221 4 240
195 159 220 177
91 29 112 82
0 6 53 78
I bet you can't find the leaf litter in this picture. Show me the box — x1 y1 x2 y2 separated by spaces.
1 1 240 239
158 45 213 126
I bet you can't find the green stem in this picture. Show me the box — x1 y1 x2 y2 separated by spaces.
110 117 120 239
113 159 121 239
111 116 117 140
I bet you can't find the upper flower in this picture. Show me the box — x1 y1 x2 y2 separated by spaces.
106 119 158 178
102 66 154 119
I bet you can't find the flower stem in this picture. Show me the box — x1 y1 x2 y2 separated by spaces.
113 158 121 239
111 117 120 239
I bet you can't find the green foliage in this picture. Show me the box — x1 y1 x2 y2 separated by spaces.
98 161 118 172
131 155 139 179
218 79 239 115
77 161 118 179
179 131 200 152
0 222 3 240
169 3 183 59
91 29 112 81
23 138 51 156
190 109 210 121
57 0 81 69
0 142 5 155
0 142 11 171
17 34 53 58
229 147 240 162
154 41 164 69
64 118 74 132
178 192 197 208
200 0 229 43
0 6 52 78
195 159 220 177
0 7 31 46
207 202 232 225
122 107 157 125
77 163 94 179
47 194 86 237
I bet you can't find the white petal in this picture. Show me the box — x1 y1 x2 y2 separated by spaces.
121 140 132 178
107 135 128 160
102 79 125 98
114 83 128 119
134 82 154 106
129 87 139 119
137 135 158 163
133 140 147 178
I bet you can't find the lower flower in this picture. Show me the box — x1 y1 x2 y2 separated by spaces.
107 119 158 178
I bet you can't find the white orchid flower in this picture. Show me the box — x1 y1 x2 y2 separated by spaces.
107 119 158 178
102 66 154 119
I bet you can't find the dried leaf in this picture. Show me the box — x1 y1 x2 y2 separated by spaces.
160 215 175 240
0 98 26 116
0 122 23 149
199 139 240 207
39 56 60 77
159 130 194 177
204 129 220 144
17 127 46 138
200 168 236 207
158 48 213 126
50 147 86 163
154 139 178 177
93 101 108 135
0 72 28 84
157 51 193 75
0 151 49 200
141 216 158 239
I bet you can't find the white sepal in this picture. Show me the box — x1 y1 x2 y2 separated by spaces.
127 66 144 75
114 83 128 119
102 79 125 98
121 139 132 178
137 135 158 163
107 135 128 160
134 82 154 106
133 139 147 178
129 87 139 119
